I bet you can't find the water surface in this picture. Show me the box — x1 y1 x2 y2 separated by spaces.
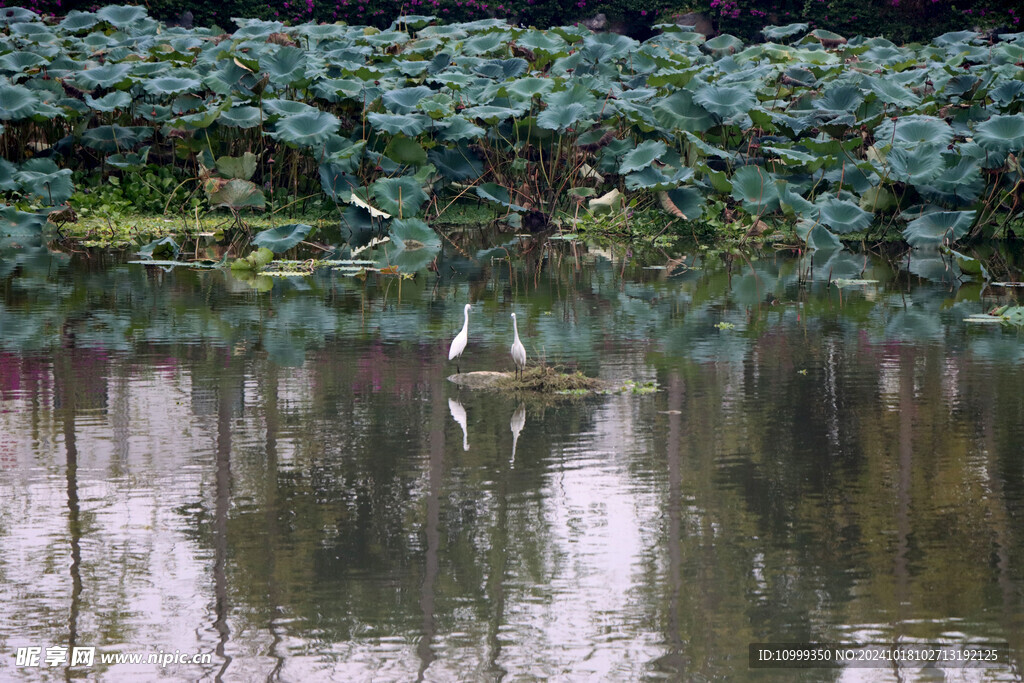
2 240 1023 680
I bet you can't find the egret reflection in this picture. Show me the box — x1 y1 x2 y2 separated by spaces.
510 403 525 465
448 398 469 451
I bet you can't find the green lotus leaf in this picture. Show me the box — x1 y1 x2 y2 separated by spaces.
776 180 816 217
652 91 714 133
262 46 309 88
206 178 266 210
96 4 148 26
215 152 258 181
943 74 980 99
74 63 133 89
476 182 526 211
473 58 528 80
262 99 318 118
659 187 706 220
813 84 863 113
81 125 153 153
367 112 431 136
583 32 639 62
619 140 668 174
974 114 1024 155
536 102 589 132
270 110 340 147
864 77 921 108
625 166 674 190
761 23 808 40
84 91 131 112
464 33 508 57
219 105 262 128
144 76 202 97
371 177 428 218
989 81 1024 110
875 115 952 148
382 86 434 114
252 223 313 253
384 135 428 166
0 84 38 120
463 104 528 124
859 185 897 212
693 84 756 120
703 34 743 56
0 51 48 73
107 147 151 171
902 210 976 247
428 145 483 181
137 235 179 259
731 165 780 212
814 197 871 234
547 83 598 110
14 168 72 205
933 30 978 46
0 7 40 24
0 205 47 238
885 144 945 183
505 77 555 101
389 217 440 250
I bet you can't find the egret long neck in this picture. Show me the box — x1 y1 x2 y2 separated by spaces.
512 315 519 340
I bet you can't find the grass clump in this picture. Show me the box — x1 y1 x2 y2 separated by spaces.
496 366 606 393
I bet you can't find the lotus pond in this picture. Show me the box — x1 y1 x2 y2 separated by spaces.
2 231 1024 680
2 7 1024 260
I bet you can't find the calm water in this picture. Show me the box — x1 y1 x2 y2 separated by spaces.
2 238 1024 681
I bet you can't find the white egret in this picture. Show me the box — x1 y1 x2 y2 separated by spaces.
510 312 527 380
449 303 470 374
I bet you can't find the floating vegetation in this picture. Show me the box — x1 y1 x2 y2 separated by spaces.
0 7 1023 266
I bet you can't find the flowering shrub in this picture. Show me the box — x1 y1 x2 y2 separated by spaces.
3 0 1020 42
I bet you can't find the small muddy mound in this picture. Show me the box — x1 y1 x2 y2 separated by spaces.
448 367 609 393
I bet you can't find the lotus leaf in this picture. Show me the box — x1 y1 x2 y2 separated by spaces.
215 153 258 181
974 114 1024 155
0 7 39 24
206 178 266 210
731 165 780 212
659 187 705 220
536 102 590 132
96 4 148 27
762 23 809 40
476 183 526 212
107 147 151 171
0 51 48 73
81 125 153 153
368 112 431 136
252 223 313 253
902 210 976 247
652 92 714 133
693 84 756 120
428 146 483 181
270 110 340 148
884 144 945 184
703 34 743 56
262 99 318 118
384 135 428 166
619 140 668 175
74 63 133 89
0 84 38 120
814 197 871 234
219 106 262 128
84 91 132 112
0 205 47 237
371 177 428 218
473 58 528 80
389 217 440 251
383 86 434 114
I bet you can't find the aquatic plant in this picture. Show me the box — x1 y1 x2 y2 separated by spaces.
0 7 1023 269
